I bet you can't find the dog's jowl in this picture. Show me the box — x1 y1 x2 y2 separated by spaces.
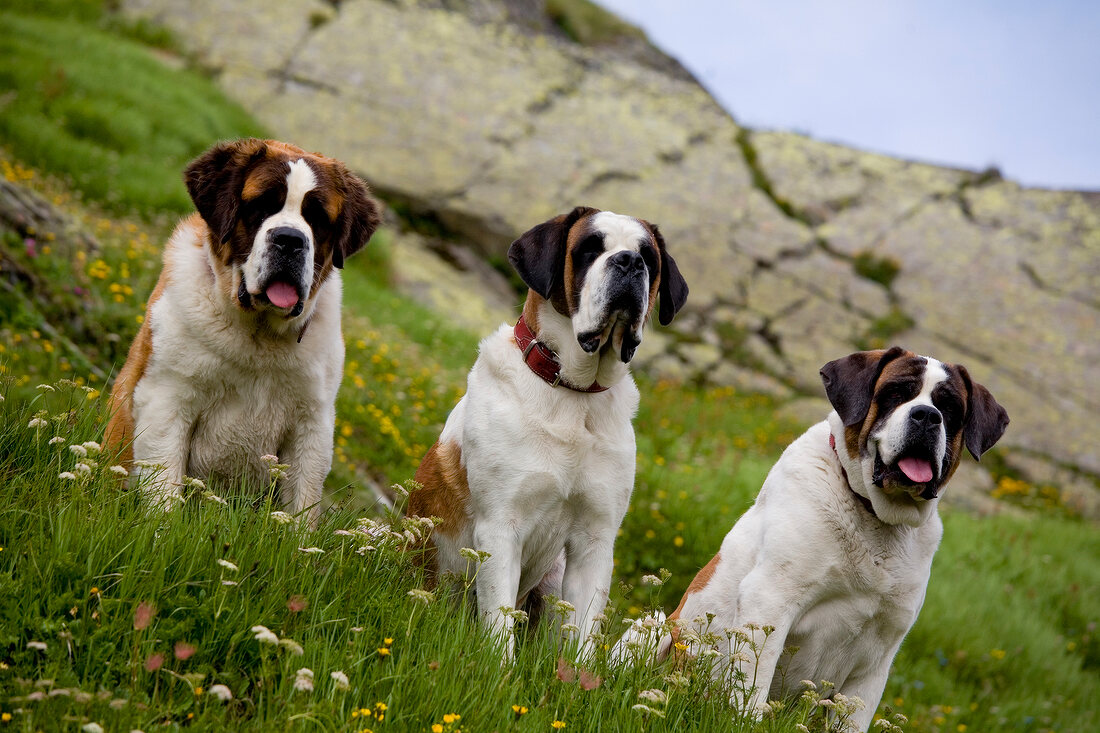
409 206 688 660
105 138 380 524
613 347 1008 732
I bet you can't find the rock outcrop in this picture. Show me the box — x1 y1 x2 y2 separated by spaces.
122 0 1100 487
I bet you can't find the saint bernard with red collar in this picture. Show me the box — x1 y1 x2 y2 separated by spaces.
409 206 688 660
613 347 1008 732
105 139 380 524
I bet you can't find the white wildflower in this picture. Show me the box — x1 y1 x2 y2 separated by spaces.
68 444 88 458
270 511 293 525
109 465 130 477
183 476 205 490
459 547 481 562
59 472 77 481
202 490 227 505
279 638 304 656
293 668 314 692
26 641 48 651
298 547 325 555
28 417 48 430
333 529 354 536
330 670 350 691
207 684 233 701
36 384 56 392
221 580 238 586
216 559 239 572
641 574 663 586
555 599 575 615
631 704 666 718
801 679 818 690
74 463 92 476
407 589 435 605
638 689 668 705
81 724 104 733
81 441 102 455
560 623 579 634
251 625 279 645
355 544 376 554
49 436 65 446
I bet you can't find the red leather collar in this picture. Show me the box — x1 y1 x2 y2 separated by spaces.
830 432 877 518
513 317 608 393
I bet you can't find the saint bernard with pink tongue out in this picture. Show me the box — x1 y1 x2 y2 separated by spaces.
105 139 380 524
613 347 1008 732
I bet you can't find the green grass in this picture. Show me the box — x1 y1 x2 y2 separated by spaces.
0 3 1097 730
0 6 263 216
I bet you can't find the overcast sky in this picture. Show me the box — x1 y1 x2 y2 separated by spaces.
597 0 1100 191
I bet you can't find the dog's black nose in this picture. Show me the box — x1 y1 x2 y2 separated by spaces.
270 227 308 254
910 405 942 426
609 250 645 273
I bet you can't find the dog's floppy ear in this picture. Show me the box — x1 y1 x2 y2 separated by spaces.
332 166 381 269
955 364 1009 460
508 206 597 300
820 346 906 427
184 138 267 245
649 223 688 326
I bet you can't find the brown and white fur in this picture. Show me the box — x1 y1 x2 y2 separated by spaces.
104 138 380 524
408 206 688 660
612 348 1008 731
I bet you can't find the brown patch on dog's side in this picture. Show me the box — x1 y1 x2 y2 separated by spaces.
410 441 471 539
664 552 722 658
103 227 181 465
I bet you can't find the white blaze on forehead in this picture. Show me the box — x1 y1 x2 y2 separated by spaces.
282 159 317 216
590 210 648 253
242 158 318 298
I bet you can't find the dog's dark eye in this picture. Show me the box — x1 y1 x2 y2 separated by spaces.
574 235 604 267
243 191 284 226
933 390 963 431
303 197 333 241
878 381 917 408
639 244 658 277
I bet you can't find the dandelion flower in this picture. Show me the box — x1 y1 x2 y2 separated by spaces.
208 684 233 701
552 720 566 729
377 647 390 657
68 444 88 457
26 641 48 651
293 667 314 692
59 472 77 481
216 559 239 572
109 465 129 477
251 625 279 645
331 670 350 691
431 725 443 733
442 714 460 724
383 637 393 645
270 511 293 524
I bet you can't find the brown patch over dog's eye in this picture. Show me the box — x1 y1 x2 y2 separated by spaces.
303 195 333 242
242 189 284 229
876 380 918 411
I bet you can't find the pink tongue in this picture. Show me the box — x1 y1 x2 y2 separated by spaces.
898 457 933 483
265 282 298 309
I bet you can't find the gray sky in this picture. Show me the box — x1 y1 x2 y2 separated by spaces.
597 0 1100 191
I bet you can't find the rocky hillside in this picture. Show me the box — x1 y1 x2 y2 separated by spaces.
122 0 1100 494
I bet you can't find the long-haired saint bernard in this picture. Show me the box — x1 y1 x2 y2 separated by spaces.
105 138 380 524
409 206 688 659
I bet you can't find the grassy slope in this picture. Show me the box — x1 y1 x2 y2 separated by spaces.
0 3 1097 732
